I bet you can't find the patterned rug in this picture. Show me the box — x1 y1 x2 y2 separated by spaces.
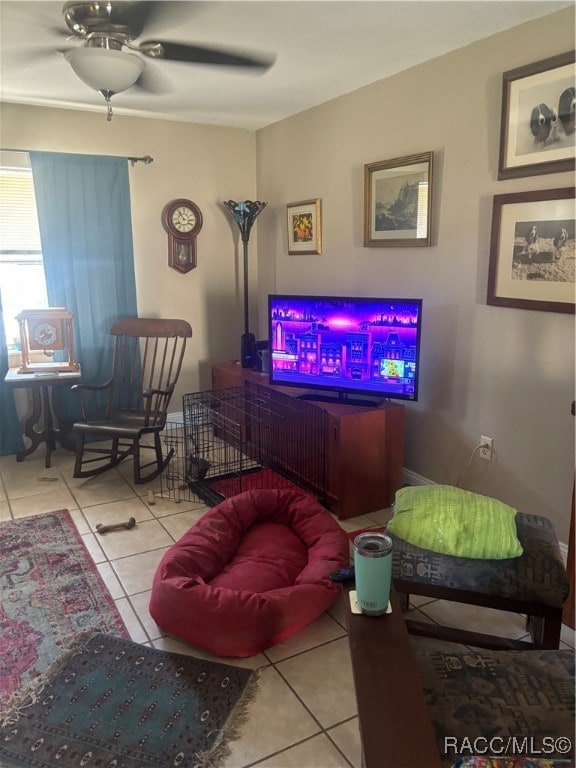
0 510 128 711
0 633 259 768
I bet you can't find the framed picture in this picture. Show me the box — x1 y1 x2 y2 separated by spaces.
364 152 433 247
286 199 322 254
487 187 575 314
498 50 575 180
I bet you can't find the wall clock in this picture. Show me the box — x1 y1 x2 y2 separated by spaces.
16 308 80 374
162 199 203 274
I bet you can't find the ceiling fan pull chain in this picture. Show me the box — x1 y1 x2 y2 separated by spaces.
97 88 114 121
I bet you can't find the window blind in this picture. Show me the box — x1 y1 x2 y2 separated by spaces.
0 168 42 257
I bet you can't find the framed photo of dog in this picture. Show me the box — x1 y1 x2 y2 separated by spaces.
498 50 575 180
487 187 575 314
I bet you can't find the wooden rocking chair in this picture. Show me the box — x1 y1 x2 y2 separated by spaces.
72 317 192 484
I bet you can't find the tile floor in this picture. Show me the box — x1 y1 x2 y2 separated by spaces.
1 447 574 768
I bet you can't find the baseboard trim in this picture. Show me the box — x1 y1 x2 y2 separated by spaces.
402 469 434 487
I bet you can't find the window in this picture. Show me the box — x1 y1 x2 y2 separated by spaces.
0 153 48 351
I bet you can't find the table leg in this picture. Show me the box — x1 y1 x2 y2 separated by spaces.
16 385 45 462
42 384 56 468
50 385 76 452
527 613 562 649
7 372 81 465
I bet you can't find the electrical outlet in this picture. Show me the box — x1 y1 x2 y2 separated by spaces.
480 435 493 461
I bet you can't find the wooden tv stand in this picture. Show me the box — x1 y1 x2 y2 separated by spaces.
211 362 405 520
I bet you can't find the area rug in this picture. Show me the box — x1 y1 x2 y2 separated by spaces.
0 510 128 711
0 632 259 768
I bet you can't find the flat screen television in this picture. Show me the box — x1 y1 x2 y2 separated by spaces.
268 294 423 406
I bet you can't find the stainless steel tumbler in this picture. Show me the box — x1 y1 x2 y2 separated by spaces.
353 533 393 615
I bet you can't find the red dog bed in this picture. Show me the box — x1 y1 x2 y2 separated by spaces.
149 488 349 657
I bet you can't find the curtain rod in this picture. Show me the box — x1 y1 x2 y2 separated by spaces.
0 148 154 166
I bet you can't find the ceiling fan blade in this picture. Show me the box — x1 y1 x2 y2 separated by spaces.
133 1 203 38
139 40 275 70
117 2 158 39
48 25 72 39
10 47 67 66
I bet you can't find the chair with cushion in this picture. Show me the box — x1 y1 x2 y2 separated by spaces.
344 584 574 768
416 646 574 767
387 485 569 650
72 317 192 484
149 488 349 657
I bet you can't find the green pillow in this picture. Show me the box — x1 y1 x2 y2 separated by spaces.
387 485 523 559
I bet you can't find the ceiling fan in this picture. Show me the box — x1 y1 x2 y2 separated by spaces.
58 1 276 120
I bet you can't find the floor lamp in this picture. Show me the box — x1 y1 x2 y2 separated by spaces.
223 199 267 368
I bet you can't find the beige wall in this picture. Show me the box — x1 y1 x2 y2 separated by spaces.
1 7 574 540
255 7 575 539
0 104 258 401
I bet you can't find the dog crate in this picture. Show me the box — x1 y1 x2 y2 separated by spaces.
172 383 327 506
159 420 194 503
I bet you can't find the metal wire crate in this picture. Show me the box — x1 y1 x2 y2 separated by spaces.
160 416 263 506
181 383 327 506
159 421 198 503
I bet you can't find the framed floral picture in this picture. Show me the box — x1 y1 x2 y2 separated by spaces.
286 199 322 254
364 152 433 247
498 50 575 179
487 187 575 314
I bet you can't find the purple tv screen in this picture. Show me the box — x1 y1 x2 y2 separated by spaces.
268 295 423 402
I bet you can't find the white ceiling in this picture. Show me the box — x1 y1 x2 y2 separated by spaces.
0 0 571 130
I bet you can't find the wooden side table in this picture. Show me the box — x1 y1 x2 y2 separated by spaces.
4 368 82 468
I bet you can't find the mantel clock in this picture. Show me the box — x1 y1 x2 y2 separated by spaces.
17 308 80 374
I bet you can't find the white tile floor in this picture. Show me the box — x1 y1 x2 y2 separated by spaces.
1 447 574 768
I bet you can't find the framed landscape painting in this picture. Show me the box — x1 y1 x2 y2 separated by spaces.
286 199 322 254
498 51 575 179
487 187 575 314
364 152 433 247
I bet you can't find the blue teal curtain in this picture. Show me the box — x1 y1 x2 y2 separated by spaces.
0 289 25 456
29 152 138 421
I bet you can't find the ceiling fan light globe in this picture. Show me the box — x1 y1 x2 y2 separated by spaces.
64 47 145 94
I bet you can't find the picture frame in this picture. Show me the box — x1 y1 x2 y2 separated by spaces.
487 187 575 314
364 152 433 247
498 50 575 180
286 199 322 254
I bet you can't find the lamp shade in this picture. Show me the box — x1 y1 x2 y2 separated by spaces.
223 200 268 244
64 47 145 94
